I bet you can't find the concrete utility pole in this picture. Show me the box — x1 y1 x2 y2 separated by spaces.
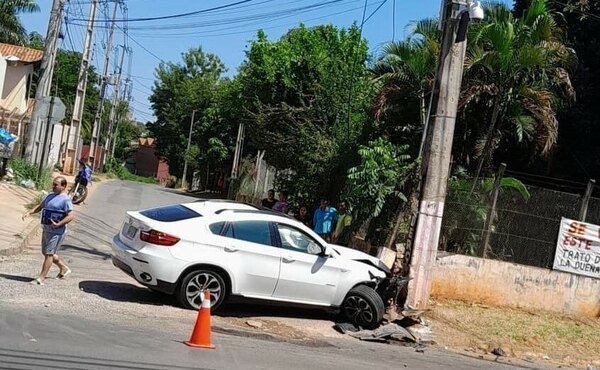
181 110 196 190
227 122 245 200
89 0 119 170
24 0 65 164
101 44 127 170
406 0 481 309
37 96 56 178
63 0 98 174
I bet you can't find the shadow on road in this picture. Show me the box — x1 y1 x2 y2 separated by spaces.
78 280 175 306
217 299 336 322
0 273 33 283
61 244 112 261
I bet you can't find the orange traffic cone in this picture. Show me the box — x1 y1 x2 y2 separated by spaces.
184 290 215 349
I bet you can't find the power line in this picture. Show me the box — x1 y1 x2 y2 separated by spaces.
71 0 258 23
93 3 165 64
71 0 353 31
362 0 388 24
128 1 381 39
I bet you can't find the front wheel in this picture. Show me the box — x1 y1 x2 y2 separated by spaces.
177 269 227 311
70 184 87 205
342 285 385 329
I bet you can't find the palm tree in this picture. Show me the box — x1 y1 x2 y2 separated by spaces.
460 0 576 177
371 19 440 129
0 0 39 46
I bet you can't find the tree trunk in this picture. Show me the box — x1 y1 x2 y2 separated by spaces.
473 98 502 187
205 163 210 190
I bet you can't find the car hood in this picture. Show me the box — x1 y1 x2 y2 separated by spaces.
329 244 390 276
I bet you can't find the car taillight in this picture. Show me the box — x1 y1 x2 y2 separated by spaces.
140 229 180 246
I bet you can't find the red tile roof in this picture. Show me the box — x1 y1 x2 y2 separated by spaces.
0 43 43 63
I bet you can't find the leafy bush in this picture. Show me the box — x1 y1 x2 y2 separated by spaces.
9 158 52 190
166 176 179 188
346 138 411 224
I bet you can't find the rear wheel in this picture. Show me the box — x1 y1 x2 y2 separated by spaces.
342 285 384 329
177 269 227 311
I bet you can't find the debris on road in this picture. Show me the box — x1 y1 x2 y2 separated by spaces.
415 345 426 353
343 323 417 344
333 322 360 334
492 347 506 356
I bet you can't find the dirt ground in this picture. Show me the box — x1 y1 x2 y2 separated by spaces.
426 298 600 368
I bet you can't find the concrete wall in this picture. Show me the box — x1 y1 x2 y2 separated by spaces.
431 252 600 317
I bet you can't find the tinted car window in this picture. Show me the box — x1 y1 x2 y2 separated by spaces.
277 224 321 254
140 205 201 222
209 222 225 235
230 221 273 246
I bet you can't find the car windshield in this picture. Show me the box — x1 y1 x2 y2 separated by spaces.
140 204 201 222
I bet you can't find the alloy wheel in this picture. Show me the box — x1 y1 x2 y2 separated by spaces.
343 295 374 326
185 272 222 309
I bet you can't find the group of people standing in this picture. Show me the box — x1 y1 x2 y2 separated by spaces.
261 190 353 246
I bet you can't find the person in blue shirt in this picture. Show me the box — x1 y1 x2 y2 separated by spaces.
76 159 92 187
23 176 75 285
313 198 338 242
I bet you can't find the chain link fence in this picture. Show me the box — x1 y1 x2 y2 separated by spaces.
441 171 596 269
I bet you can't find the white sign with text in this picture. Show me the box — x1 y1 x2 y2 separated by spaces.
553 217 600 279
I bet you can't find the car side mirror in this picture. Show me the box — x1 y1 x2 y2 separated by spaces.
307 243 322 255
321 245 333 257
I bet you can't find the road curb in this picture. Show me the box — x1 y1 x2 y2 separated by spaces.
0 218 40 257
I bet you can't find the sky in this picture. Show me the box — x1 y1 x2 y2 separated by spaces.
21 0 512 122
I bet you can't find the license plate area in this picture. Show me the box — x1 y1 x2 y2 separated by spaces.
123 223 138 239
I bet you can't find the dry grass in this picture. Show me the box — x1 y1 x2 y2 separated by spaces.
426 298 600 367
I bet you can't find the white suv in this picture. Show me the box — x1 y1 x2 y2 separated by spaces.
111 200 391 328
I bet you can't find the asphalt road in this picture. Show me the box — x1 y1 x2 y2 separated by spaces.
0 180 534 370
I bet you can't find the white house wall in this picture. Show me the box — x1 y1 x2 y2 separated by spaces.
0 63 32 114
0 58 6 100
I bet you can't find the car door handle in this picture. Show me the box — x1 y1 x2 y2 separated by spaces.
224 246 238 253
282 257 295 263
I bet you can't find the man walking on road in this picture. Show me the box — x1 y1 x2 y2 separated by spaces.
23 176 74 285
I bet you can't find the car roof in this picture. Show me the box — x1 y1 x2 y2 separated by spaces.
183 199 259 215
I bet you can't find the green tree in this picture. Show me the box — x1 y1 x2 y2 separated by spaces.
370 19 440 154
52 49 101 142
0 0 38 45
511 0 600 183
147 47 233 180
460 0 576 176
27 30 43 49
238 24 372 199
346 138 410 224
113 103 144 160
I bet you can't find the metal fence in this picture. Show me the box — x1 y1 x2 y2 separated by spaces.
441 169 596 269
